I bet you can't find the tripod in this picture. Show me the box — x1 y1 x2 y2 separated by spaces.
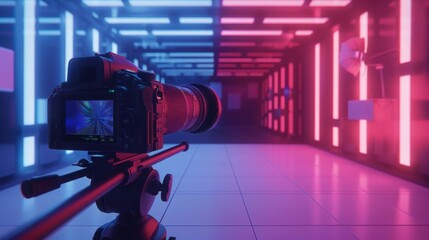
6 142 188 240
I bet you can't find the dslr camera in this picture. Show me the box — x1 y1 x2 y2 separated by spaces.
49 52 221 153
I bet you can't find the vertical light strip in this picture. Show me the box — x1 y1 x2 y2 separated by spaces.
399 0 412 166
92 28 99 53
359 12 368 154
333 29 340 146
288 62 294 135
314 43 321 141
23 136 35 167
65 11 73 80
112 42 118 53
400 0 411 63
400 75 411 166
23 0 36 125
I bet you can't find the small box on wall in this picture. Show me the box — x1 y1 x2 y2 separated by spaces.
348 99 398 121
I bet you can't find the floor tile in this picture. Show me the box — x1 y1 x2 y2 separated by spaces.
236 176 303 193
177 176 239 192
347 226 429 240
254 226 357 240
166 226 256 240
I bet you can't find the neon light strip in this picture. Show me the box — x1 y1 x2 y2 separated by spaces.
400 75 411 166
0 18 15 24
274 71 279 94
314 43 320 141
263 17 328 24
83 0 124 7
162 42 213 47
23 136 35 167
36 99 47 124
289 62 294 135
295 30 313 36
280 116 286 133
221 18 255 24
151 58 214 63
333 127 339 147
152 30 213 36
130 0 212 7
111 42 118 53
280 67 286 88
105 17 170 24
221 30 282 36
223 0 304 6
92 28 99 53
0 1 15 6
179 17 213 24
119 30 149 36
23 0 36 125
38 17 61 24
310 0 351 7
400 0 411 63
219 52 242 57
65 11 73 80
39 30 61 36
66 150 74 155
333 30 339 119
359 12 368 154
169 52 214 57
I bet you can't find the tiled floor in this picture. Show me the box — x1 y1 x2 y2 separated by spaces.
1 144 429 239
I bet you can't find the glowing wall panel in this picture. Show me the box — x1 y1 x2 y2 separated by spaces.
333 29 339 146
23 0 36 125
359 12 368 154
0 47 14 92
314 43 320 141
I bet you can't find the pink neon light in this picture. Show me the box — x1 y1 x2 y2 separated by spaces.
268 112 273 129
218 58 252 63
310 0 351 7
280 116 286 133
280 67 286 89
221 30 283 36
218 58 281 63
274 71 279 94
258 64 276 68
274 96 278 109
220 42 256 47
333 127 339 147
240 64 255 68
400 75 411 166
221 18 255 24
274 119 279 131
248 52 283 57
255 58 282 63
281 96 285 109
400 0 411 63
288 62 294 135
269 75 273 89
263 17 328 24
314 43 320 141
359 12 368 154
223 0 304 7
333 30 339 119
249 72 264 76
295 30 313 36
218 63 237 68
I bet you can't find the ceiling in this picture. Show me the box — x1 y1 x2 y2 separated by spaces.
47 0 362 83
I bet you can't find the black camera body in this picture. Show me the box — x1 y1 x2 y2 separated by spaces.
49 53 167 153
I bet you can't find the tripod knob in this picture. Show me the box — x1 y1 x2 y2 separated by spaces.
160 174 173 202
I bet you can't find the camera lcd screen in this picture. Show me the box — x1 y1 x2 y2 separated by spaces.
65 100 114 136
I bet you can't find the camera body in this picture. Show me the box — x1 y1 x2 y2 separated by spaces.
49 52 166 153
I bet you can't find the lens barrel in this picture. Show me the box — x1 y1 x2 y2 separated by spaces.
163 84 222 134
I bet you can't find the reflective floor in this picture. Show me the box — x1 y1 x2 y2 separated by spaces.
1 144 429 239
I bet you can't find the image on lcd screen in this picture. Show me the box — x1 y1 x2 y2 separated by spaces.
66 100 113 136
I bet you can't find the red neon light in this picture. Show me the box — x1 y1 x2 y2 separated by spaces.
218 63 237 68
359 12 368 154
263 17 328 24
223 0 304 7
288 62 294 136
400 75 411 166
269 75 273 89
241 64 255 68
274 96 278 109
280 67 286 89
221 30 283 36
248 52 283 57
280 116 286 133
218 58 281 63
258 64 276 68
314 43 320 141
218 58 252 63
221 18 255 24
289 98 294 135
400 0 411 63
288 62 294 88
220 42 256 47
274 71 279 94
255 58 282 63
310 0 351 7
295 30 313 36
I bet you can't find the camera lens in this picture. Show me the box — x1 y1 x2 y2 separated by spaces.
163 83 222 134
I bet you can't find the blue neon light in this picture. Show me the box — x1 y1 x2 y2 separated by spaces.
23 136 35 167
0 18 15 24
169 52 214 57
196 64 214 68
65 11 73 81
37 99 47 124
39 30 61 36
161 42 213 47
179 17 213 24
23 0 36 126
92 28 99 53
112 42 118 53
152 30 213 36
83 0 124 7
38 17 61 24
119 30 149 36
105 17 170 24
